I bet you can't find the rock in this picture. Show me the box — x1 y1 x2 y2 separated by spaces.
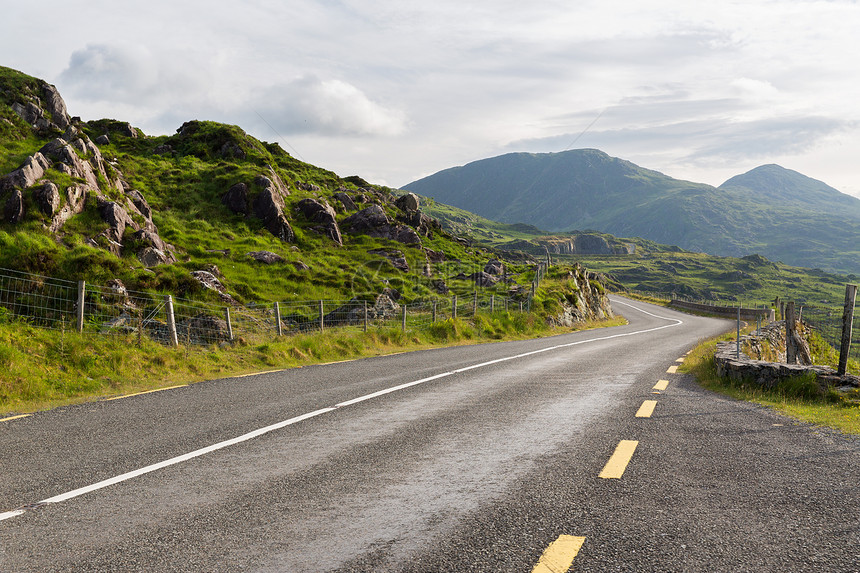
343 205 421 245
295 198 342 245
222 182 249 215
1 152 51 192
332 192 357 211
48 184 88 234
253 187 295 242
138 247 172 267
11 101 44 127
424 248 446 263
95 134 110 146
33 181 61 215
177 314 232 344
42 83 71 131
394 192 420 212
299 182 320 192
397 210 438 237
219 141 246 159
432 280 449 294
153 144 173 155
484 259 504 276
247 251 285 264
4 189 24 223
468 271 498 287
99 200 138 242
125 189 153 220
132 229 171 254
369 249 409 272
191 270 237 304
292 260 310 271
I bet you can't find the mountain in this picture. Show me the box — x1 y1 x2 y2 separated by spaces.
403 149 860 275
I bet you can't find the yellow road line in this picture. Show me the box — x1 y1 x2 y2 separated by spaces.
532 535 586 573
0 414 31 423
599 440 639 479
666 365 678 374
635 400 657 418
653 379 669 391
103 384 188 402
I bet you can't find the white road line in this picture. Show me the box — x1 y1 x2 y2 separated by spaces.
2 298 681 522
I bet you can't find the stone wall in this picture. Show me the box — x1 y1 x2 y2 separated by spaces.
714 322 859 392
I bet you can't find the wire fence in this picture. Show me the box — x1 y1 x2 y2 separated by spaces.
0 267 534 348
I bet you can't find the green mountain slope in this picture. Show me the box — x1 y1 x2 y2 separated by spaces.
0 66 535 306
403 149 860 275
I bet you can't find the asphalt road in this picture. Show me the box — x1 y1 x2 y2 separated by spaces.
1 296 858 572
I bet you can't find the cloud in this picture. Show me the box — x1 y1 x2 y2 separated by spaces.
250 76 408 137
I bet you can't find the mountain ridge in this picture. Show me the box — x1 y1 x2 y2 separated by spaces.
404 149 860 274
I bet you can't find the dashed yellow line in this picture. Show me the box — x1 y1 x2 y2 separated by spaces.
666 365 678 374
0 414 31 423
599 440 639 479
653 379 669 391
102 384 188 402
532 535 586 573
635 400 657 418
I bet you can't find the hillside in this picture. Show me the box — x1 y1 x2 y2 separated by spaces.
403 149 860 275
0 65 549 310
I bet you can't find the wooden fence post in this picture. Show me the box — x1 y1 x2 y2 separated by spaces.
432 300 437 323
363 300 368 332
838 284 857 376
165 295 179 347
319 300 324 332
274 302 282 336
76 280 85 333
225 306 234 341
491 294 495 313
473 291 478 316
402 303 407 331
785 302 796 364
452 295 457 319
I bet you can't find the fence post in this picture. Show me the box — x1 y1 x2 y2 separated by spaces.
473 291 478 316
491 294 495 313
785 302 796 364
319 300 324 332
736 306 741 359
363 300 368 332
274 302 283 336
224 307 234 341
76 280 85 333
519 301 523 312
432 300 437 323
452 295 457 319
402 303 407 331
838 284 857 376
165 295 179 347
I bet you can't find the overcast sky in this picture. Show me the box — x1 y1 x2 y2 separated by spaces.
5 0 859 197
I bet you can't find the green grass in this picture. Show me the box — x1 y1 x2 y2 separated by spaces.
0 309 626 416
681 331 860 435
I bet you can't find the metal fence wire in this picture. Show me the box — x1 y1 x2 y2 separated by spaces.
0 268 532 347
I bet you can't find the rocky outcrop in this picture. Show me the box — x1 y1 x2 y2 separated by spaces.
222 183 248 214
295 198 343 245
368 249 409 272
343 205 421 245
253 185 295 242
395 192 420 213
548 267 614 326
332 192 357 212
191 270 237 304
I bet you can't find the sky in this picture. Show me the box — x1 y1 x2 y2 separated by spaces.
4 0 859 197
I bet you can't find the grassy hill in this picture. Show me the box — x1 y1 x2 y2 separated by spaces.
0 66 536 307
403 149 860 275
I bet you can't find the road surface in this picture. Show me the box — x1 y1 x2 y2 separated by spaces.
1 296 858 571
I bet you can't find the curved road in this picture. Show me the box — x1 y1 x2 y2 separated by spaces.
1 296 858 571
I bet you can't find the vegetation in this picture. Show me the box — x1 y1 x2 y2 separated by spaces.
405 149 860 275
681 330 860 435
0 308 626 415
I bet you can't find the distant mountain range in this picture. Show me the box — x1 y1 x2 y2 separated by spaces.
403 149 860 275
